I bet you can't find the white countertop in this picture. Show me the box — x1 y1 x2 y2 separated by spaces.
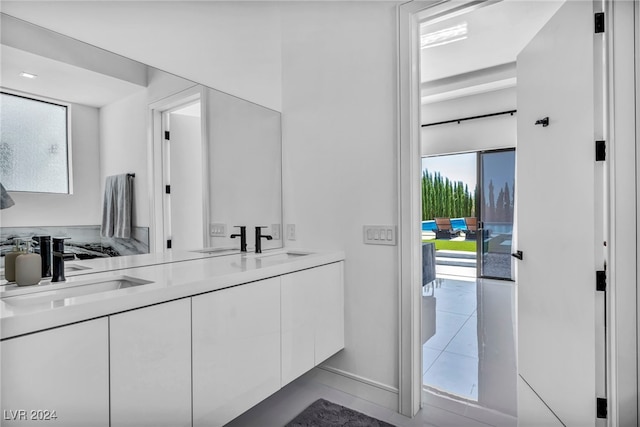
0 246 241 285
0 249 345 340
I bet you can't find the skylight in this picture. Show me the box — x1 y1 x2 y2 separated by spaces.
421 22 468 49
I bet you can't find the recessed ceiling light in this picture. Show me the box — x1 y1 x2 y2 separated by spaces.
421 22 468 49
19 72 37 79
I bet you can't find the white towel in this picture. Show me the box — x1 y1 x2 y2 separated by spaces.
101 174 133 238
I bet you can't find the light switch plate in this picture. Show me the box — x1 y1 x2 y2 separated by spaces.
363 225 396 245
210 223 226 237
286 224 296 241
271 224 281 240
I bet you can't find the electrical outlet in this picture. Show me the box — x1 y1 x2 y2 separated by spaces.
363 225 396 245
271 224 281 240
286 224 296 241
210 223 226 237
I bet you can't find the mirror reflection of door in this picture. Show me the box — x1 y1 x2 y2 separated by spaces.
162 101 204 251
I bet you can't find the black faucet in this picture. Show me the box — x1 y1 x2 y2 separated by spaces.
230 226 247 252
33 236 52 278
255 226 273 254
52 237 69 282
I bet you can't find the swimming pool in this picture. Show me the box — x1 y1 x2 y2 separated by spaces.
422 219 513 235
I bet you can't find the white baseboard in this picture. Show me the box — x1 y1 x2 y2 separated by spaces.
305 364 400 412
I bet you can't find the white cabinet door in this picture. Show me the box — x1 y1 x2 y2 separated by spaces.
281 262 345 386
0 318 109 427
192 277 281 427
110 299 191 427
281 269 316 385
314 262 344 363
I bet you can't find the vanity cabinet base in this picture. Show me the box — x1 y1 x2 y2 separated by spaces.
0 260 345 427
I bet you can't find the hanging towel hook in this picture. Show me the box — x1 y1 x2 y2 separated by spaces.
535 117 549 127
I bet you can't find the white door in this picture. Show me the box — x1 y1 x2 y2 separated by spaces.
516 1 603 425
162 101 204 251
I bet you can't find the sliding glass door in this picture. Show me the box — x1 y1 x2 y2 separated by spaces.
477 149 515 280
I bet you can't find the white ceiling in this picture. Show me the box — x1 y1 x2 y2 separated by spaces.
420 0 564 84
1 44 146 108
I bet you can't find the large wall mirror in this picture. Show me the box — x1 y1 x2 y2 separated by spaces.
0 13 282 266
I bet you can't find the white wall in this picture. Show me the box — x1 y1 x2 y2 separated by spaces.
281 2 400 400
1 1 282 111
421 87 517 156
2 103 102 226
99 90 148 227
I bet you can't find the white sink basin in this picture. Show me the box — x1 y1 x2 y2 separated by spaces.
192 247 237 255
1 276 153 307
253 252 309 265
65 264 92 272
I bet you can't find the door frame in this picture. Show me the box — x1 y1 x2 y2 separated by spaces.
148 85 210 253
397 0 637 422
607 1 638 425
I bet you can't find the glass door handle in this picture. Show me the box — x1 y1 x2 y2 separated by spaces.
511 250 523 260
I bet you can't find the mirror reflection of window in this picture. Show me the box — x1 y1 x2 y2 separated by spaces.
0 91 71 194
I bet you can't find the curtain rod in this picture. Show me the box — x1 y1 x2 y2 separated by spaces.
421 109 517 128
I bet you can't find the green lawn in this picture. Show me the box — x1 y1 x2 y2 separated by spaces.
422 239 476 252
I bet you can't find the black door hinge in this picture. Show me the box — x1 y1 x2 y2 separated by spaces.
595 12 605 34
596 270 606 292
597 397 607 418
164 130 170 140
596 140 606 161
167 239 172 249
165 185 171 194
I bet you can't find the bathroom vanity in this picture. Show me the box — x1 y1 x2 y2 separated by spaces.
0 250 345 427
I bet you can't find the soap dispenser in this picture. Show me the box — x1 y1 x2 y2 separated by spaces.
4 238 24 282
15 241 42 286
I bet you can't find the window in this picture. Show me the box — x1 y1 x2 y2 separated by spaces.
0 91 71 193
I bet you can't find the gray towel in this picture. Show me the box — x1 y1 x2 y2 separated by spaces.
0 182 15 210
101 174 133 238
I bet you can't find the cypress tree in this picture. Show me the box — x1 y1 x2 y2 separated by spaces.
421 168 476 221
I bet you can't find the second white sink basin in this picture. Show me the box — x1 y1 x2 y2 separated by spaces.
192 247 237 255
65 264 92 272
252 252 309 266
2 276 153 307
